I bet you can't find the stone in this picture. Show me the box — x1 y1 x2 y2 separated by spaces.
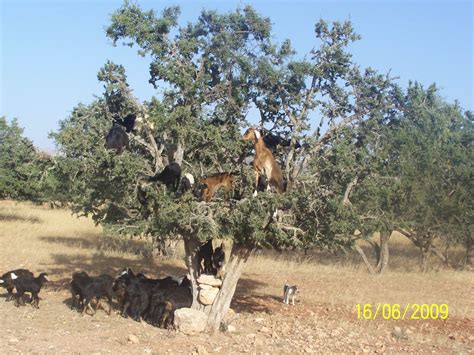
127 334 139 344
174 308 207 335
197 274 223 287
196 345 208 355
227 325 236 332
198 284 214 290
198 287 219 305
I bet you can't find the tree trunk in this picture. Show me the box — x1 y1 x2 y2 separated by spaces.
376 231 391 274
466 238 474 266
206 244 252 332
355 244 375 274
182 235 202 309
183 236 252 332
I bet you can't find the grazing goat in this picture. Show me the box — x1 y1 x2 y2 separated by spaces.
200 172 235 202
70 271 90 310
145 276 192 328
242 127 284 195
75 274 114 316
11 272 49 308
1 269 34 301
105 126 129 153
113 269 180 321
150 162 181 191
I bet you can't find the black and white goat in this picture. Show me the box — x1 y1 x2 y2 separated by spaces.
0 269 34 301
149 162 182 191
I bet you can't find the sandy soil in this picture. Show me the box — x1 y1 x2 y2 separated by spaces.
0 201 473 353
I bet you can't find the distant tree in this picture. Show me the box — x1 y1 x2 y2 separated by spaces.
390 84 473 270
0 117 43 200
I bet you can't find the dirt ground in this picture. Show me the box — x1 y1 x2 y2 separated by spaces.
0 201 473 353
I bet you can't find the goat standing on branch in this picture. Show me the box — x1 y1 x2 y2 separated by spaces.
200 172 236 202
243 127 284 195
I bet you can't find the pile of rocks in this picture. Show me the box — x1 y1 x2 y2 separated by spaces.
196 274 222 305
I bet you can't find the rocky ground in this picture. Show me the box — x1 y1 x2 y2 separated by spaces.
1 285 472 354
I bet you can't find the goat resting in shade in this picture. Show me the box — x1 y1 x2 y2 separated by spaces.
243 127 284 195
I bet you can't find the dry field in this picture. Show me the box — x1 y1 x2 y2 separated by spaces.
0 200 473 354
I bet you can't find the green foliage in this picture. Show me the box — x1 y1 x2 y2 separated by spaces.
50 2 471 259
0 117 45 200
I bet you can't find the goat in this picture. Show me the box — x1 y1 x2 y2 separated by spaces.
1 269 34 301
77 274 114 316
212 242 226 278
113 269 181 321
105 126 129 153
179 173 195 195
200 172 236 202
150 162 181 191
197 240 214 275
145 276 192 328
283 283 299 305
114 113 137 133
70 271 91 310
11 272 49 308
243 127 284 195
262 129 301 150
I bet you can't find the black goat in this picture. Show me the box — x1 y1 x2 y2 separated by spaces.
213 242 226 277
77 274 114 316
113 268 151 321
70 271 90 310
11 272 49 308
262 130 301 150
150 162 181 191
114 269 182 322
105 126 129 153
145 276 192 328
179 173 195 195
197 240 214 275
114 113 137 133
0 269 34 301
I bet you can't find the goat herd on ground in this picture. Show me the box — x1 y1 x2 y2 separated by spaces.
0 117 299 330
0 239 224 329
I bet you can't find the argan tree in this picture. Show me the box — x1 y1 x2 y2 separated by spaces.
52 2 410 331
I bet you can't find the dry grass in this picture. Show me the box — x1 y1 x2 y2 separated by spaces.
0 200 473 353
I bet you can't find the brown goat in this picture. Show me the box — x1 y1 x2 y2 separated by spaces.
243 127 284 194
200 172 235 202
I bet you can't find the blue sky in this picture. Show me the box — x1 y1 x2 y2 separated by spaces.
1 0 472 151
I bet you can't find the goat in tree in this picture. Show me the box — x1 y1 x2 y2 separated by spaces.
243 127 284 195
200 172 236 202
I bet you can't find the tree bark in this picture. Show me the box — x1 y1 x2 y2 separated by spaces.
183 235 253 332
182 235 203 309
206 244 252 332
355 244 375 274
466 238 473 266
376 231 391 274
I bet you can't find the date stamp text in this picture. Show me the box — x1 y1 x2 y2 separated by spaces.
355 303 448 320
